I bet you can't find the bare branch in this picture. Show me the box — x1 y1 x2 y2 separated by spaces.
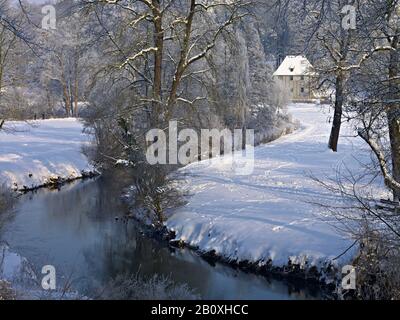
358 129 400 194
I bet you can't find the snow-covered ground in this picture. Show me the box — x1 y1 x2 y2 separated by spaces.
167 104 386 275
0 119 93 190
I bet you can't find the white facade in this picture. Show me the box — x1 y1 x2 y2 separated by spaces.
273 56 316 101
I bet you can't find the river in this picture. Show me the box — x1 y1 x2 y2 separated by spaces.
0 176 322 299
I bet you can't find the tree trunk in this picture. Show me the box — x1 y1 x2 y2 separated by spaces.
73 53 79 117
73 77 79 117
328 72 344 152
62 81 71 117
151 0 164 125
387 35 400 201
166 0 196 120
388 111 400 201
58 56 71 116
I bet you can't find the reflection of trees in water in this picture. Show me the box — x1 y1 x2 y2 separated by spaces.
81 216 213 296
0 186 15 234
31 173 129 238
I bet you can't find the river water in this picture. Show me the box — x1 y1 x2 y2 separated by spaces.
1 177 322 299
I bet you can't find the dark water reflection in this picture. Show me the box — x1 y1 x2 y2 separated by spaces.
1 177 322 299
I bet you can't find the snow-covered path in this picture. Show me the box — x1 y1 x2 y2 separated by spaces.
0 119 93 190
167 104 383 271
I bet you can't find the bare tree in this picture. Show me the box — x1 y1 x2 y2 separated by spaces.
299 0 364 152
309 0 400 298
86 0 250 126
0 0 34 127
343 0 400 201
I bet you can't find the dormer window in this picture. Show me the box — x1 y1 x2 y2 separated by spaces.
289 67 294 72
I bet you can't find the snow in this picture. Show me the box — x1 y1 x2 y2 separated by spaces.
0 118 93 190
166 104 386 273
273 55 315 76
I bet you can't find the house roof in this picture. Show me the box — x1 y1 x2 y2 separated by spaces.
273 56 315 76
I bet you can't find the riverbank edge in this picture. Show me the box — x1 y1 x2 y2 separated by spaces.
12 170 100 193
160 224 340 297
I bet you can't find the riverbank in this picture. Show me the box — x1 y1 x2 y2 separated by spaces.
165 104 388 285
0 118 96 191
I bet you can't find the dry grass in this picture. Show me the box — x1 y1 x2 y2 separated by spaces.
0 280 16 300
96 274 199 300
351 233 400 300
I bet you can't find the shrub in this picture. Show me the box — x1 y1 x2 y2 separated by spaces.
0 183 14 229
97 274 199 300
0 280 16 300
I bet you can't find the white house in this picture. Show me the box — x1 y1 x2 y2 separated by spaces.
273 55 316 101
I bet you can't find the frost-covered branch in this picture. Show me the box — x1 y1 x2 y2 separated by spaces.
120 47 158 68
358 128 400 194
334 46 396 72
176 96 206 105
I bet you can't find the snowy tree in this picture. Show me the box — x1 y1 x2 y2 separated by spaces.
345 0 400 201
0 0 31 126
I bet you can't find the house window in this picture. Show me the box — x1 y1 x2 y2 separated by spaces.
301 76 304 80
290 76 294 81
301 87 305 93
